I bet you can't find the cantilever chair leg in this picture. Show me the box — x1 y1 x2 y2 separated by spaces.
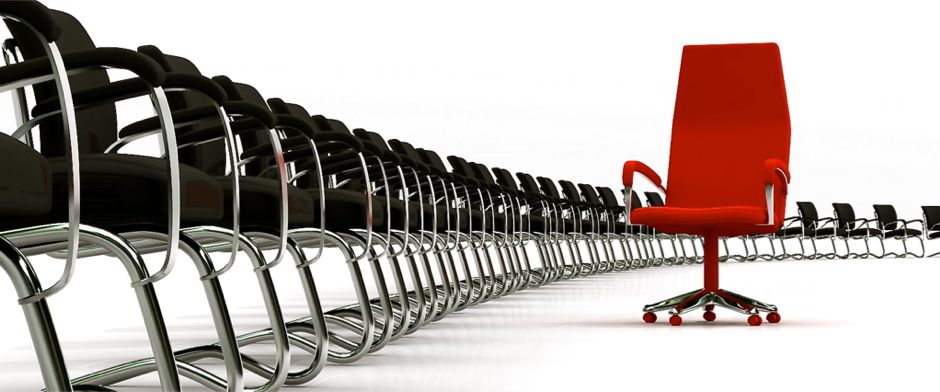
76 228 296 390
8 224 182 391
0 238 72 392
327 231 397 353
291 231 376 364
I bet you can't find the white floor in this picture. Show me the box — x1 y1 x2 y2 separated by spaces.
1 250 937 391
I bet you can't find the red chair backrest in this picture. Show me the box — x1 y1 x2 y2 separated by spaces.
665 43 790 224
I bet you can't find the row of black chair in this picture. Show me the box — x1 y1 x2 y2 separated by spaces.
4 2 935 390
0 2 705 390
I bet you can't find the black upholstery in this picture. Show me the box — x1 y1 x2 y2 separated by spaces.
11 10 148 157
6 10 226 232
872 204 899 230
644 191 664 207
922 206 940 233
558 180 583 205
0 133 51 217
832 203 857 230
0 1 60 41
873 204 921 238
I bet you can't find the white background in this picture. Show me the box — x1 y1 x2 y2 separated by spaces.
1 1 939 391
21 0 940 219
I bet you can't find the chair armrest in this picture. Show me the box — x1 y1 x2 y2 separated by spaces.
0 47 167 94
116 101 273 149
883 219 923 232
621 160 664 224
34 73 226 118
763 158 790 192
762 158 790 225
313 132 364 151
781 217 802 230
622 160 664 189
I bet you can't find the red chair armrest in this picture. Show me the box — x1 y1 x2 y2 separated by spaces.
763 158 790 194
622 160 664 189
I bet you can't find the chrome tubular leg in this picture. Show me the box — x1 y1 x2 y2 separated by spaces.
0 237 72 392
333 231 395 353
10 225 182 390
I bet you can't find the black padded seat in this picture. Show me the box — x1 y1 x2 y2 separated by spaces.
215 177 315 229
0 133 51 217
375 196 420 231
883 228 922 238
376 195 488 232
928 231 940 240
308 188 386 232
836 227 881 237
37 154 223 229
775 226 803 237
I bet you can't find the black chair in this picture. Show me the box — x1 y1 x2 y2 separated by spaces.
558 179 609 273
537 176 595 275
596 186 651 268
921 205 940 257
831 202 881 258
0 5 204 389
25 38 306 389
517 171 578 279
578 183 629 272
872 204 924 257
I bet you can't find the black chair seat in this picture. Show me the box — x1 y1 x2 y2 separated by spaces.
775 226 803 237
836 227 881 238
378 197 484 232
0 133 51 218
216 176 315 229
308 188 386 231
809 227 837 237
928 231 940 240
882 228 921 238
18 153 225 230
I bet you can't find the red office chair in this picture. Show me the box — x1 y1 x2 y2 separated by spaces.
623 43 791 326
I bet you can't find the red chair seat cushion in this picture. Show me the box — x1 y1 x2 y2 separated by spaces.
631 206 774 236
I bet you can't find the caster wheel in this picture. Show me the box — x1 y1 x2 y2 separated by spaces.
703 310 716 322
705 304 715 311
669 314 683 326
643 312 657 324
747 314 762 326
766 312 781 324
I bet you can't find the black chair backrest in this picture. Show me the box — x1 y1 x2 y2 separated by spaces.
596 187 621 210
10 9 116 156
211 77 274 176
620 189 644 211
578 184 602 206
515 172 541 195
138 47 228 175
416 148 447 174
922 206 940 232
471 163 498 187
644 191 665 207
446 156 473 178
872 204 898 231
832 203 857 230
491 167 520 192
631 191 642 211
796 201 818 231
558 180 582 204
536 177 562 200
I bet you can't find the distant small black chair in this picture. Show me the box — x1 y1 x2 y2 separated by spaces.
921 206 940 257
872 204 924 258
831 202 880 258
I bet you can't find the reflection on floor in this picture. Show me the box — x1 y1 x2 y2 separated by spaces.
1 255 936 391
